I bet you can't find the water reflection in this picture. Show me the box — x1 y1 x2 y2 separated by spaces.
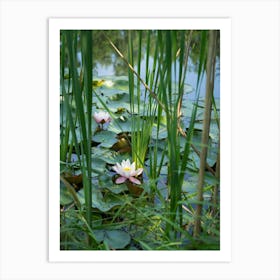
75 30 220 100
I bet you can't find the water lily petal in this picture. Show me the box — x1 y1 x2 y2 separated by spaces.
112 166 119 173
129 177 141 185
130 167 142 177
135 168 143 176
131 162 136 172
93 111 111 124
115 176 127 184
113 159 142 179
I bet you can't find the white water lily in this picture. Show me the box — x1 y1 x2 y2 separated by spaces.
103 80 114 87
113 159 143 185
93 111 111 124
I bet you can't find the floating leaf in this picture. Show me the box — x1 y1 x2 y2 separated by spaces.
92 147 129 165
93 130 118 148
101 88 128 98
93 192 125 212
106 93 130 112
93 229 131 249
108 118 133 134
77 189 127 212
91 158 107 175
151 124 168 140
99 174 128 194
194 121 219 142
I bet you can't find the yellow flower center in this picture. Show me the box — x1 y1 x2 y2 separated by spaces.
123 166 131 171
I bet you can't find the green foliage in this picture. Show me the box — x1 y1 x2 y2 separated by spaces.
93 230 131 249
59 29 220 250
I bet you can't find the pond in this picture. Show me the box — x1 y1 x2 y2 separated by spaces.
60 30 220 251
76 30 220 101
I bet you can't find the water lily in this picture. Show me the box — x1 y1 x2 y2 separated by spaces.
93 111 111 124
113 159 143 185
103 80 114 87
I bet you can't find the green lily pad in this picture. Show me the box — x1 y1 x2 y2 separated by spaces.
92 94 108 109
145 149 168 166
151 124 168 140
96 75 130 92
180 129 218 168
77 189 126 212
93 229 131 249
92 147 129 165
101 88 128 98
186 169 219 188
194 121 219 142
91 214 103 227
108 117 133 134
106 93 131 112
187 147 217 172
105 92 145 115
99 174 128 194
93 192 125 212
91 157 107 175
93 130 118 148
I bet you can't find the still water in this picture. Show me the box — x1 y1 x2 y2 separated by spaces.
76 30 220 102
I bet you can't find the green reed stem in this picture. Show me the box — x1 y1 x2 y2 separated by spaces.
64 31 93 240
128 30 156 169
81 31 93 228
156 30 184 238
179 30 207 186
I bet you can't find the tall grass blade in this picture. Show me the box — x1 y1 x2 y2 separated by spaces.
64 30 94 241
81 31 93 228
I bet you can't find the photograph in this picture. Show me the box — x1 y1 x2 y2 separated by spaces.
59 28 221 251
1 0 278 278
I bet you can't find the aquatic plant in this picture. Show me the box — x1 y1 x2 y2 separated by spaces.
113 159 143 185
93 111 111 124
59 29 220 250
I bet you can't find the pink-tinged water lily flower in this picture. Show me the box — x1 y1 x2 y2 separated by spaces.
113 159 143 185
93 111 111 124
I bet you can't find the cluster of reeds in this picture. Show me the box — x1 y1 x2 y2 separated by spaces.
60 29 220 249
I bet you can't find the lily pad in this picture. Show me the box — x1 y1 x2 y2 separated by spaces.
93 229 131 249
92 94 107 109
93 192 126 212
99 174 128 194
96 75 131 92
77 189 127 212
145 149 168 166
101 88 128 98
106 93 131 112
91 158 107 175
194 121 219 142
151 124 168 140
179 129 218 168
108 118 133 134
92 147 129 165
93 130 118 148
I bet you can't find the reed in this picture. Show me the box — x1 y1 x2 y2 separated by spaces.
61 30 94 243
194 30 218 237
127 30 158 170
60 29 220 249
